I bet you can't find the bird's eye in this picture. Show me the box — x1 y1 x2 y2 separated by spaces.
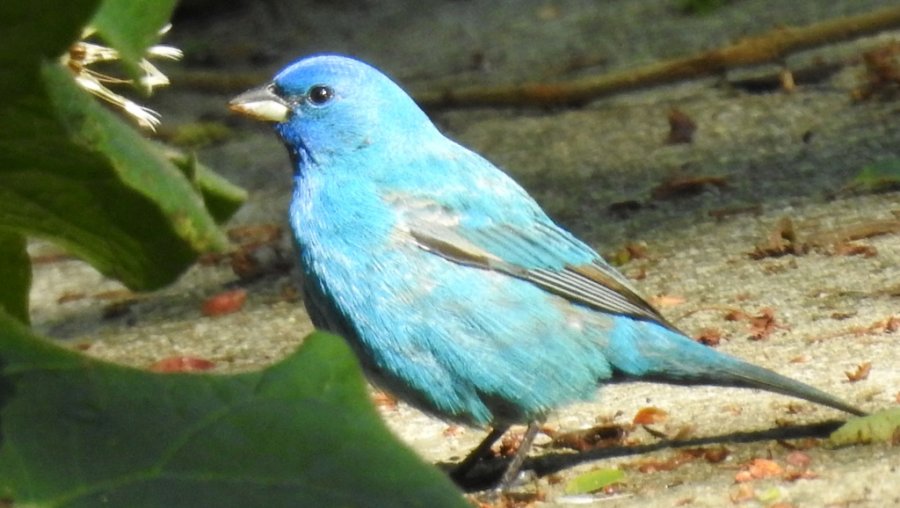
308 85 334 105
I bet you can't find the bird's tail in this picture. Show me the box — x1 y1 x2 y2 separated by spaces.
606 319 866 416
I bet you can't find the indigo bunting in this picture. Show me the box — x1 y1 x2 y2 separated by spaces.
230 54 864 485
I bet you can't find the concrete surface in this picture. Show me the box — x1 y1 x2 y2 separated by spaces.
30 1 900 506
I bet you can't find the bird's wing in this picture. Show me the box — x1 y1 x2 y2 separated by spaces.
386 192 678 331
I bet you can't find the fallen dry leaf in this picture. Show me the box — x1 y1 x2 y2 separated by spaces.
723 403 743 416
633 407 669 425
626 266 648 281
549 423 630 451
779 68 797 93
442 425 464 437
785 450 811 468
627 446 729 474
735 458 784 483
784 402 813 415
734 470 755 483
747 307 784 341
783 470 818 481
149 356 216 373
624 242 649 260
224 224 293 280
752 217 900 260
749 458 784 478
651 175 728 200
669 424 696 441
777 438 820 450
724 309 748 321
641 422 695 441
496 428 527 458
702 446 731 463
845 361 872 383
231 242 293 280
608 242 649 265
201 289 247 316
694 327 723 346
630 451 696 473
852 41 900 100
749 216 807 259
730 483 755 502
830 241 877 257
371 390 398 409
666 107 697 144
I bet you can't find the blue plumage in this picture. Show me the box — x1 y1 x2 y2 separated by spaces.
230 54 862 462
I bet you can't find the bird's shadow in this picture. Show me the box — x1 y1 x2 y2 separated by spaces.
443 419 845 492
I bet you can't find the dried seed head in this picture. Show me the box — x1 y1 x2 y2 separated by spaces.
62 24 182 131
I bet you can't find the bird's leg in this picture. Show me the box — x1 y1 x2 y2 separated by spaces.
451 424 509 483
497 420 541 490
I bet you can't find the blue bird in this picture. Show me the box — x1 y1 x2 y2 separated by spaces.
230 54 864 486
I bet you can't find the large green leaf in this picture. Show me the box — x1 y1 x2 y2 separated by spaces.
91 0 180 80
0 0 98 79
0 0 243 294
0 231 30 324
0 314 467 507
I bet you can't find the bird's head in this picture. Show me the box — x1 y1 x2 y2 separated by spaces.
230 54 436 169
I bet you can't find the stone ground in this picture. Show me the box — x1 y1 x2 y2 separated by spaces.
30 1 900 506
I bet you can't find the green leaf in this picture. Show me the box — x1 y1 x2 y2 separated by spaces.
0 231 30 324
846 158 900 193
563 467 625 495
0 0 99 78
0 1 244 290
0 63 230 290
168 151 248 223
827 408 900 447
90 0 179 79
0 313 467 507
755 486 783 504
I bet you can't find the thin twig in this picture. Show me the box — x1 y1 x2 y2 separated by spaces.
415 5 900 108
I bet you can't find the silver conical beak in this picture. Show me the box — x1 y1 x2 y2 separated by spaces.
229 84 290 122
